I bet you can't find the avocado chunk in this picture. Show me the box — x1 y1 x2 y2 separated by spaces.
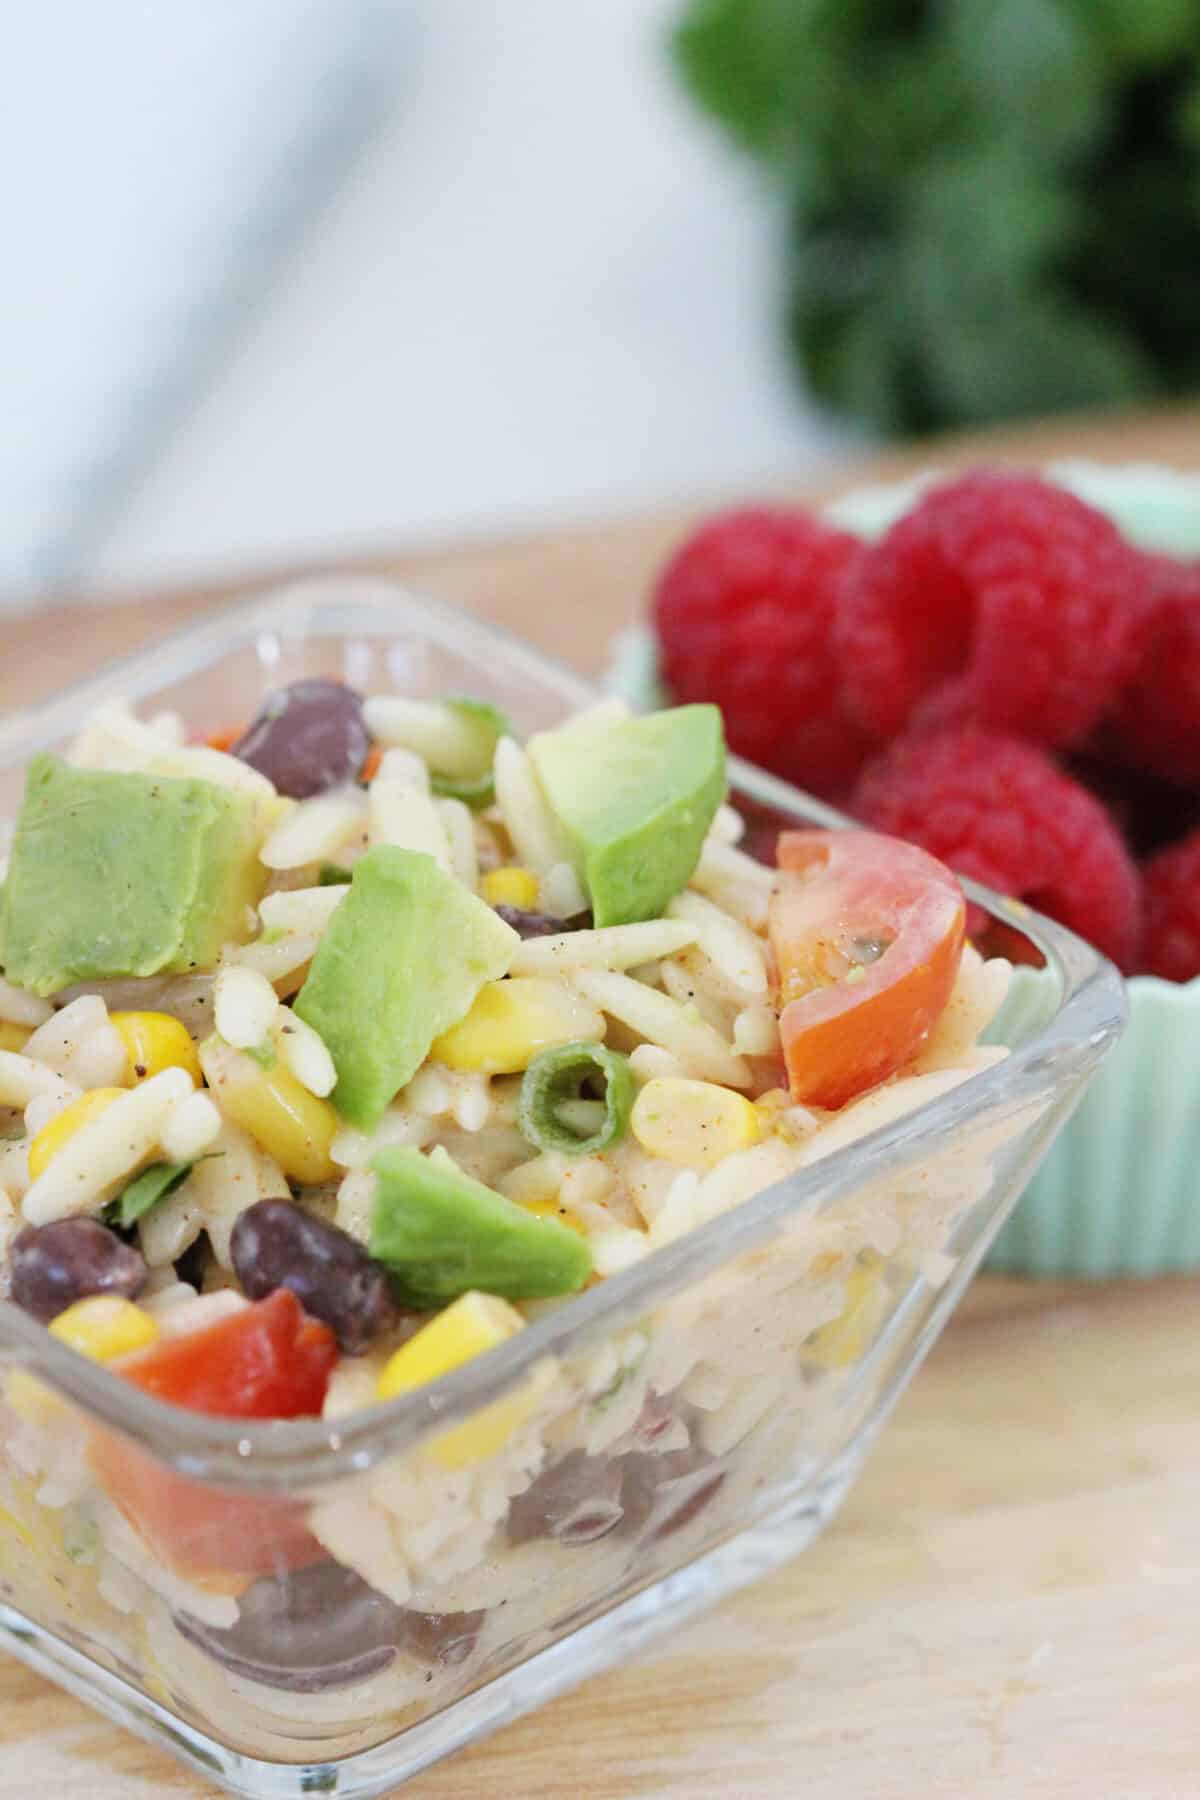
0 755 266 997
369 1146 592 1306
294 846 518 1129
528 705 726 927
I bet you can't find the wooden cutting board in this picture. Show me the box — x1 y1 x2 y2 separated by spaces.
3 406 1199 1798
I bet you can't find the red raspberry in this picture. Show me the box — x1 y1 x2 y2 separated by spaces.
835 471 1143 750
652 506 872 799
1142 831 1200 982
1113 557 1200 784
853 727 1142 971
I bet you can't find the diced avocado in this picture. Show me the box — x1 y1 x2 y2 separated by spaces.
294 846 518 1129
369 1146 592 1306
0 755 266 997
528 705 725 927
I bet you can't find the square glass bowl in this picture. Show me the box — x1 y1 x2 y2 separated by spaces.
0 582 1126 1797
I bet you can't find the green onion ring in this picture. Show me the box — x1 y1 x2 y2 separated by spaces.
517 1041 635 1156
429 699 512 807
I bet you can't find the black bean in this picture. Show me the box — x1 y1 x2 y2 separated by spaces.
230 1199 400 1354
175 1561 399 1693
493 905 593 939
176 1570 487 1689
9 1219 147 1324
632 1390 676 1446
231 679 369 798
397 1608 485 1667
617 1448 727 1543
172 1234 211 1294
506 1451 625 1547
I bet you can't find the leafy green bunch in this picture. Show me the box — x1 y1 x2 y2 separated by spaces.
674 0 1200 432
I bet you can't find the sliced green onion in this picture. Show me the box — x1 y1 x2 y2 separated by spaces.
428 699 511 807
318 862 353 886
517 1041 634 1156
107 1159 195 1229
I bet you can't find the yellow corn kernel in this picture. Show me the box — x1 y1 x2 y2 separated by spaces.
111 1011 202 1087
754 1087 791 1129
522 1198 588 1239
630 1076 760 1169
0 1501 38 1555
482 866 540 911
188 1567 255 1598
0 1479 102 1601
809 1257 884 1369
0 1022 31 1054
376 1290 536 1469
5 1369 64 1425
49 1295 160 1362
201 1042 337 1184
431 978 603 1076
27 1087 125 1181
754 1086 813 1146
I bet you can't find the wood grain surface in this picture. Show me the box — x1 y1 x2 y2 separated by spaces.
2 406 1199 1798
5 403 1200 712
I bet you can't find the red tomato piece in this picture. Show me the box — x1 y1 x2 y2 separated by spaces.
89 1433 327 1582
769 829 966 1110
117 1287 336 1419
198 724 243 752
90 1290 337 1581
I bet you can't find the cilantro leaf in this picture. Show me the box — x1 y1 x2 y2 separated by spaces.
108 1160 197 1229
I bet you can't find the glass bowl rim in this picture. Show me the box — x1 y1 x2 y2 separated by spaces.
0 581 1128 1487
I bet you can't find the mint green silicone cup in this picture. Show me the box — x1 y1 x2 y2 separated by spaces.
609 460 1200 1278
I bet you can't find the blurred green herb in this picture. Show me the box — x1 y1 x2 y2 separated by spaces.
106 1152 223 1229
107 1159 194 1229
674 0 1200 431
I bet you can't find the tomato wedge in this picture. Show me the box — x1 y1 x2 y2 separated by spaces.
90 1289 337 1582
769 829 966 1110
115 1287 336 1419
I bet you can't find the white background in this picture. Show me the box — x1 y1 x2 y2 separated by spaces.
1 0 395 597
8 2 847 600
